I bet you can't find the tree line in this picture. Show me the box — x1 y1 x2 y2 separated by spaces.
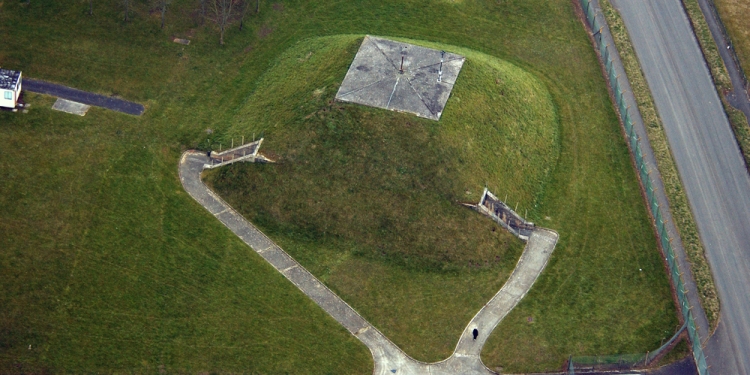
81 0 260 45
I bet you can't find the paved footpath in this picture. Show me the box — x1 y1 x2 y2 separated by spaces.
179 151 558 374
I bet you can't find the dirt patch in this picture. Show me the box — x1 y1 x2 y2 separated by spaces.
244 44 255 53
297 51 313 62
262 149 281 161
258 26 273 39
273 2 284 12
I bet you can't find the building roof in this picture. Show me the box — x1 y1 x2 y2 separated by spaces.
0 69 21 90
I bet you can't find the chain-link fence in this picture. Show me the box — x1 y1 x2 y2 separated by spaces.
568 353 646 374
567 322 687 373
578 0 709 374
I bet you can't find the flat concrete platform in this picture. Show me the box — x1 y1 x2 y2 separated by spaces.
336 35 464 120
51 98 90 116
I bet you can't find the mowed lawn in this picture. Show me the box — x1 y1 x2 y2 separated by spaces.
0 0 680 373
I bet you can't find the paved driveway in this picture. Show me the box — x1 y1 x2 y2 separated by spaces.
611 0 750 373
24 78 145 115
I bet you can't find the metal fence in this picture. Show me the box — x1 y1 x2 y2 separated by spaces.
568 353 646 374
578 0 709 374
567 322 687 373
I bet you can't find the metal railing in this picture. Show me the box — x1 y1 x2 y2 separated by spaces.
567 322 687 373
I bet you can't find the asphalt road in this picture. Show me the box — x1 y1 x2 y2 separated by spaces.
23 78 145 115
611 1 750 374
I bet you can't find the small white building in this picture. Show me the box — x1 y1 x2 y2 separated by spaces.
0 69 22 109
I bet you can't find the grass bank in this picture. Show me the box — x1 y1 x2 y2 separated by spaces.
1 0 680 372
713 0 750 78
597 0 719 331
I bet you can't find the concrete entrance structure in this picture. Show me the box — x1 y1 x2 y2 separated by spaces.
336 36 465 120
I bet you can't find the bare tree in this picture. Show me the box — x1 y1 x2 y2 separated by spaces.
156 0 171 28
89 0 93 15
122 0 131 22
209 0 236 45
256 0 259 14
200 0 207 24
238 0 248 31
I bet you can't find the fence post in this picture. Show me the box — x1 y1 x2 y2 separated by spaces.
568 355 574 375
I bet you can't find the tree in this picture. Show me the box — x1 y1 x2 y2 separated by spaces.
209 0 236 45
199 0 207 25
238 0 248 31
89 0 93 15
122 0 131 22
156 0 171 28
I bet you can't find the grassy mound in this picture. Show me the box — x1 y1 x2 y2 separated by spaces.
204 35 560 360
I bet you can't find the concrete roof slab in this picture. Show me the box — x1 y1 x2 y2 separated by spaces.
336 35 464 121
337 77 398 109
408 73 453 118
388 78 434 119
337 41 396 96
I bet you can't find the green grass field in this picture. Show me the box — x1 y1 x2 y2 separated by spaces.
0 0 681 372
